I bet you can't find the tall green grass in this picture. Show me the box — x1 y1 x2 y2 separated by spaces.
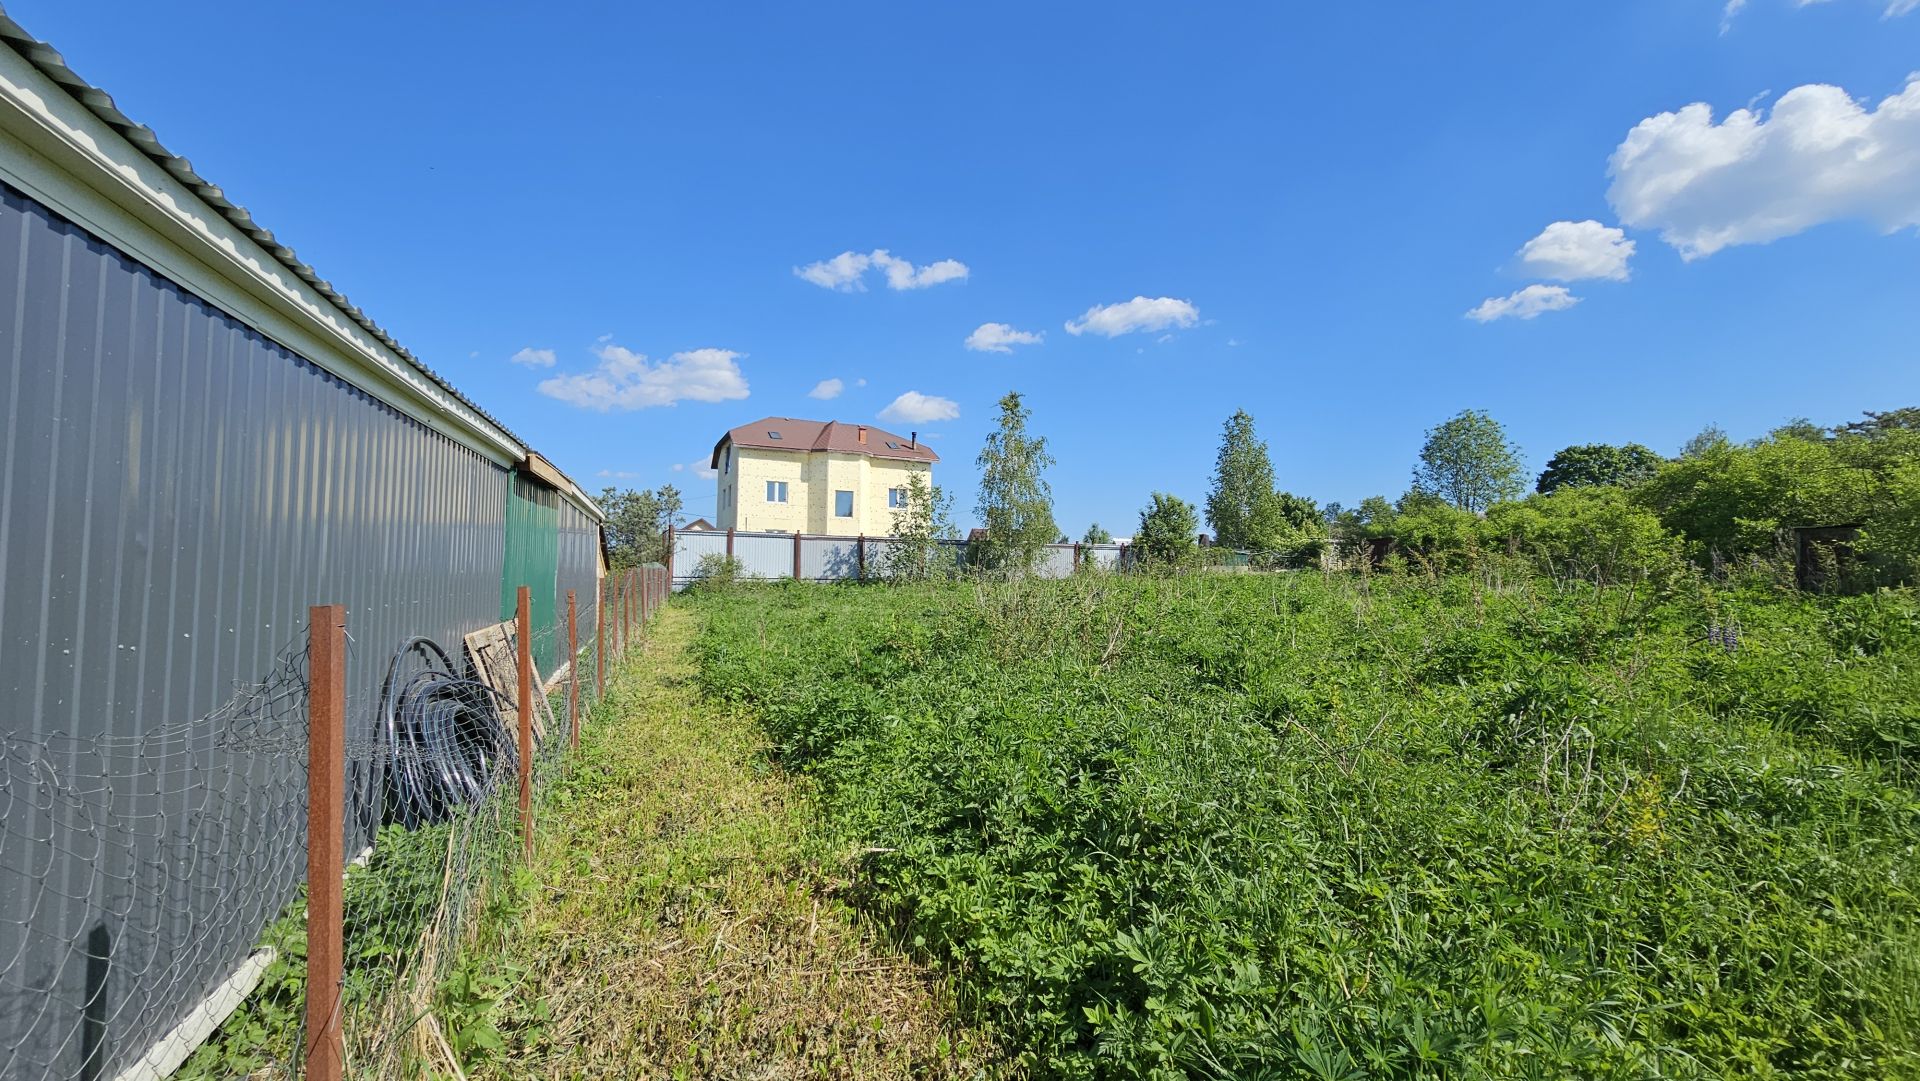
689 572 1920 1080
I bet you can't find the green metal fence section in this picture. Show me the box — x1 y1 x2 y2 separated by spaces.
502 473 562 671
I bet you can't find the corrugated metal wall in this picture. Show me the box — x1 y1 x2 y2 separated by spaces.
0 181 515 1079
555 497 601 673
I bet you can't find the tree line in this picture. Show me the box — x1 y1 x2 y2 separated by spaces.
604 398 1920 588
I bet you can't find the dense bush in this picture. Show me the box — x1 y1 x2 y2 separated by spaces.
1481 486 1685 586
690 574 1920 1079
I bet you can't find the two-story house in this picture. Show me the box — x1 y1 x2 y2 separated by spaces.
711 417 938 535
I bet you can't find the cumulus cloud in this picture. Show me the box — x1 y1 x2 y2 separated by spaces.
870 249 970 289
510 347 557 368
537 343 750 411
794 249 969 291
1466 284 1580 322
964 322 1044 353
1517 220 1636 281
808 378 845 400
1063 296 1200 338
687 457 719 480
878 391 960 424
1607 76 1920 259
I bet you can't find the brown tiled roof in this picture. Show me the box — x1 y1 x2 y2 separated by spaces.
711 417 940 468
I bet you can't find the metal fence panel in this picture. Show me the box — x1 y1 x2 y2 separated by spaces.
730 533 792 579
799 536 862 582
671 530 728 588
0 182 513 1080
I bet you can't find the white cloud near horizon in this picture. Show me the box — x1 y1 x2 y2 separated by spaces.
794 249 970 291
964 322 1044 353
1518 220 1636 281
687 457 719 480
808 378 845 400
878 391 960 424
510 347 557 368
1063 296 1200 338
1607 76 1920 258
537 343 750 411
1467 284 1580 322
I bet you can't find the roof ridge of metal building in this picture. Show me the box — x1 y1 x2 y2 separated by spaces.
0 12 603 520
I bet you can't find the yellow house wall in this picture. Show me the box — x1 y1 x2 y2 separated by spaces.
714 441 934 536
730 447 810 533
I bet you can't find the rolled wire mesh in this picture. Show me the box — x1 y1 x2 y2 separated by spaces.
1 574 639 1080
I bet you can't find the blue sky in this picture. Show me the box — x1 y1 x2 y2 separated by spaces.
15 1 1920 533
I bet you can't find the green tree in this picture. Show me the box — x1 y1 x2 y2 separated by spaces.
1206 410 1278 549
1679 424 1730 459
1536 443 1664 494
598 484 683 568
975 391 1059 573
1135 493 1199 568
1412 409 1524 513
1834 407 1920 439
1082 522 1113 545
887 471 957 582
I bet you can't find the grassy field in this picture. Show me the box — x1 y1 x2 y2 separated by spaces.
461 606 1004 1079
688 571 1920 1080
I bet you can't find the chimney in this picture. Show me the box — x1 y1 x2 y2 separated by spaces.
857 425 867 444
910 431 917 449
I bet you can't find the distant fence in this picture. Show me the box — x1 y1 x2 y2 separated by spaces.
669 528 1130 589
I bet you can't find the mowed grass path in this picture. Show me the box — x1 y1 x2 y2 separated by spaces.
472 605 1002 1079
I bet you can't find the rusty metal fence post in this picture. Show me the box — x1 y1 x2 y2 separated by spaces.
304 604 346 1081
515 585 533 858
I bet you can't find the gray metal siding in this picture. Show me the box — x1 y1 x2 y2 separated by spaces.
555 497 601 667
0 182 510 1080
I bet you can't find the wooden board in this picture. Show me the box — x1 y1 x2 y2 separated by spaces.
463 621 553 743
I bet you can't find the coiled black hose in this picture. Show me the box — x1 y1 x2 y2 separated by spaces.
380 637 518 827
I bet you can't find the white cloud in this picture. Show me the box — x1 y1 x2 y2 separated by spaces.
808 378 845 400
1517 220 1635 281
688 458 719 480
1607 76 1920 259
596 469 643 480
870 249 970 289
878 391 960 424
537 344 750 411
856 377 868 387
964 322 1044 353
1467 284 1580 322
794 249 969 291
1064 296 1200 338
794 251 872 291
510 347 557 368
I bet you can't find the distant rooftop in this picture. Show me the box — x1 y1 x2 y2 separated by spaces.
712 417 940 468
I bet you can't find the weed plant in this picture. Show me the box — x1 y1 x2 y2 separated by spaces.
688 571 1920 1079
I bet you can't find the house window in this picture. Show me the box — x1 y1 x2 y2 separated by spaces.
888 487 908 508
885 441 898 449
766 480 788 503
834 490 854 517
724 447 731 473
767 431 782 440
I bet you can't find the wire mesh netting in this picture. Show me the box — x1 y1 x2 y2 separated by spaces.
0 569 665 1080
